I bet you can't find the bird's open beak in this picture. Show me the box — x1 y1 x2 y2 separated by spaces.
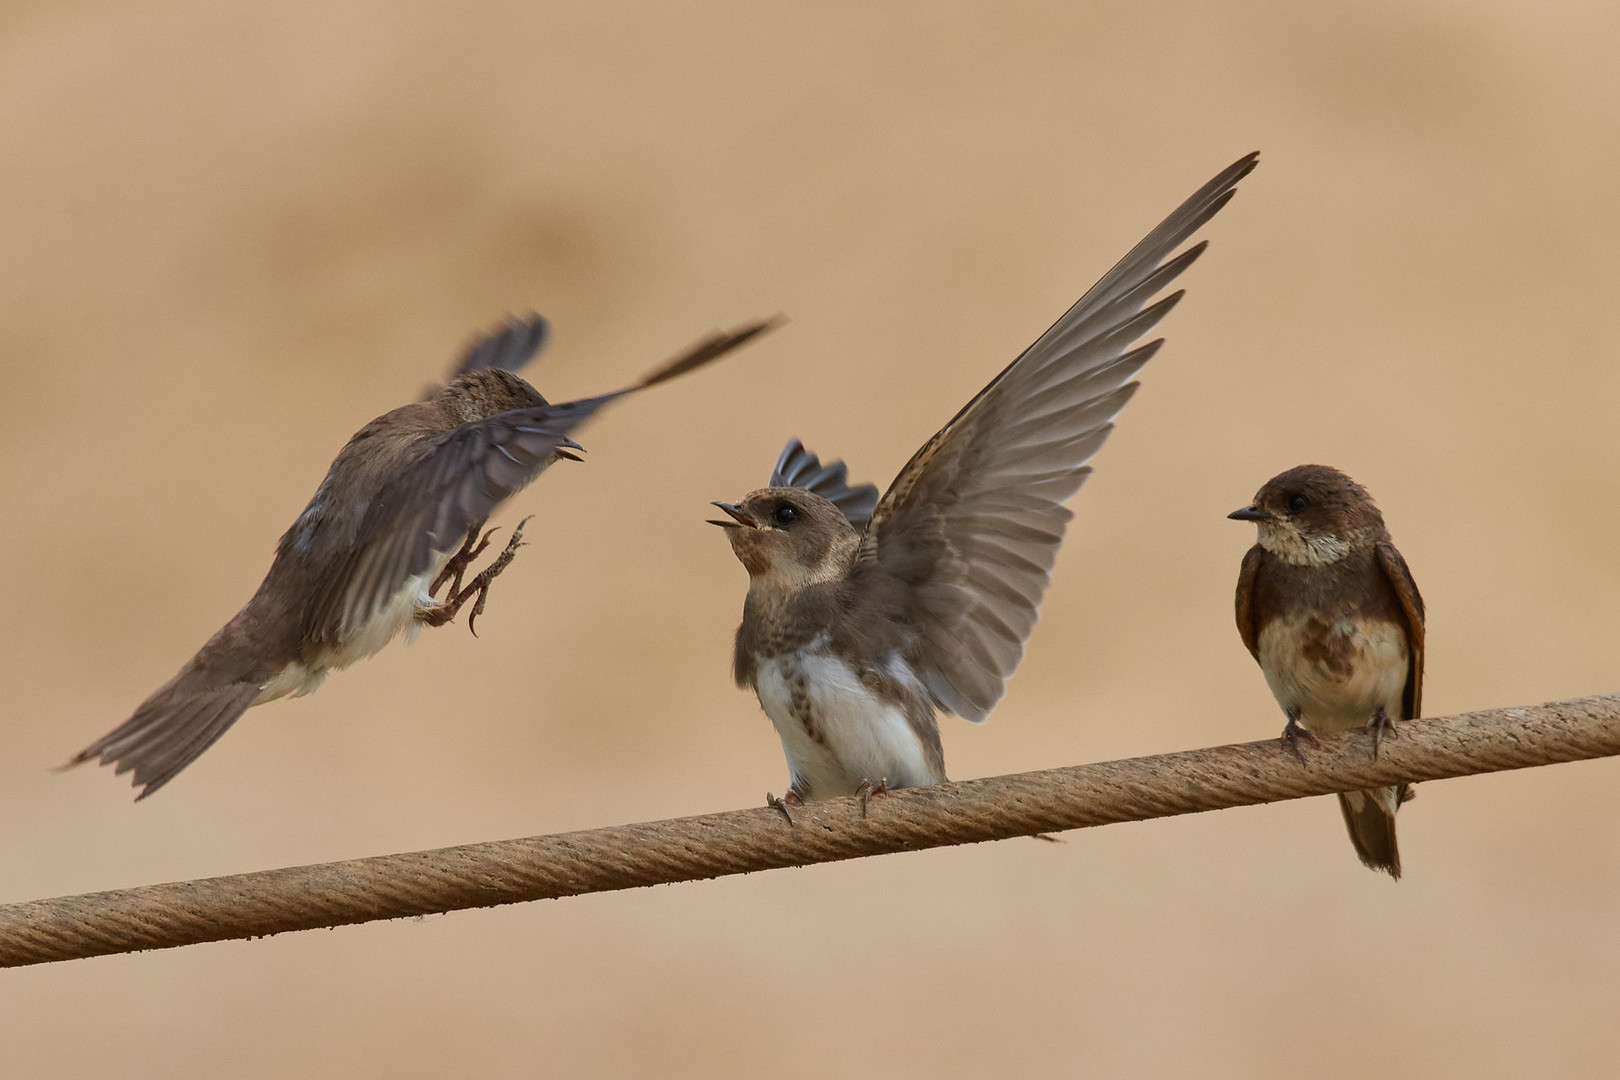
553 437 585 463
707 502 761 529
1227 505 1269 522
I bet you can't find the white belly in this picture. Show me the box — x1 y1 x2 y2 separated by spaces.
753 648 940 800
253 564 444 706
1258 614 1409 733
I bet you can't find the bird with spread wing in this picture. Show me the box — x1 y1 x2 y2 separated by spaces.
711 153 1258 807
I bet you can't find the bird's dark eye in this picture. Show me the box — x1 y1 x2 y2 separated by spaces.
1285 494 1308 514
773 504 800 526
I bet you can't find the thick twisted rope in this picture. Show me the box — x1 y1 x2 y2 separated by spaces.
4 693 1618 968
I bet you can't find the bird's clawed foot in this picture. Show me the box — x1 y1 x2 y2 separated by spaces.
420 516 533 635
766 790 800 826
432 523 496 600
1367 707 1399 761
1281 710 1317 765
856 777 889 820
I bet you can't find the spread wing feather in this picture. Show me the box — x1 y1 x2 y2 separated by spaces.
855 152 1258 722
448 314 550 379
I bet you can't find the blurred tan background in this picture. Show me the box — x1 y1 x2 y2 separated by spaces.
3 1 1620 1076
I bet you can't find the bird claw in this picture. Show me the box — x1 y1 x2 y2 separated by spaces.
1368 707 1399 761
1281 712 1318 765
766 792 797 826
419 517 532 634
431 523 499 598
856 777 889 820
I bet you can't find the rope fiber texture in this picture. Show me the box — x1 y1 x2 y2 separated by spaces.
4 693 1618 968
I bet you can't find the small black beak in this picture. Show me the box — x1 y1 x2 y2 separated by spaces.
707 502 760 529
1227 505 1269 522
553 437 585 463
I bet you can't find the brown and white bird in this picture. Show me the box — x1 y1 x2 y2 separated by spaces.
1230 464 1425 878
710 152 1258 806
73 314 776 798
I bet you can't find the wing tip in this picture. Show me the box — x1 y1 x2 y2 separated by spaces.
450 312 551 380
637 314 786 390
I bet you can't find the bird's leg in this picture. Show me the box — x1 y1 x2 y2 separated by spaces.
458 520 531 637
419 517 532 634
1281 707 1317 765
856 777 890 820
431 523 497 599
766 791 799 826
1367 707 1398 761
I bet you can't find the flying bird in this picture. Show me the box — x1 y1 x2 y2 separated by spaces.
1230 464 1425 878
74 314 777 798
711 152 1259 807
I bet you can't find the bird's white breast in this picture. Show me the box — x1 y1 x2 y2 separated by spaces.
254 558 449 706
753 643 940 800
1258 614 1409 732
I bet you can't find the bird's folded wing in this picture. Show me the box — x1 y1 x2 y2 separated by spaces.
770 438 881 527
1234 544 1265 660
1375 540 1425 719
853 152 1259 722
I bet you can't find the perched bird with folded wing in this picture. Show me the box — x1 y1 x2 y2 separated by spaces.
1230 464 1425 878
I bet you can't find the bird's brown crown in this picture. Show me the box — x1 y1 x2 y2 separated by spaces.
437 368 549 425
710 487 860 592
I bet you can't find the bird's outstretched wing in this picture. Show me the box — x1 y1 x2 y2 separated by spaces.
419 314 552 399
448 313 551 379
769 439 880 527
853 153 1259 722
321 318 780 640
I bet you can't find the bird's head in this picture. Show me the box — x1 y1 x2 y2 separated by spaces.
709 487 860 591
1228 464 1386 566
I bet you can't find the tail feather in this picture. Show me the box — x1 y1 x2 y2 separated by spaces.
1337 786 1404 879
70 674 262 800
